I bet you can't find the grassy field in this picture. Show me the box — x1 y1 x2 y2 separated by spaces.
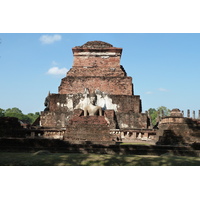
0 152 200 166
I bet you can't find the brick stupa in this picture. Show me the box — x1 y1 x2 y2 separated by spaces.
40 41 149 143
59 41 132 95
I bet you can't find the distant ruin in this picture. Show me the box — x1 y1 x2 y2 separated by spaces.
157 108 200 145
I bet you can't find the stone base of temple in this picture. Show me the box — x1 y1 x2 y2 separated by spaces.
63 116 116 144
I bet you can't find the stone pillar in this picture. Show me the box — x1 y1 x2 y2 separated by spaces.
193 110 195 119
137 133 142 139
61 113 65 127
132 132 137 139
120 132 125 139
143 132 148 140
187 109 190 118
182 110 184 117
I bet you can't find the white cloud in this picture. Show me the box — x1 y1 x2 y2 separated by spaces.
39 34 62 44
145 91 153 95
47 67 68 75
51 61 59 66
158 88 169 92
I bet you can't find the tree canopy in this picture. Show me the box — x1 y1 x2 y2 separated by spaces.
0 107 40 124
148 106 171 127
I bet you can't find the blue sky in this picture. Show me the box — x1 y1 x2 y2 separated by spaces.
0 33 200 115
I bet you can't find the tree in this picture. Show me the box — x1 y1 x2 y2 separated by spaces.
4 107 40 124
157 106 171 118
26 112 40 124
5 107 22 114
5 110 28 123
0 108 5 117
148 106 171 127
148 108 157 126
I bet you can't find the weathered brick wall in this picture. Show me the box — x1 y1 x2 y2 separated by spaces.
0 117 26 137
59 76 133 95
104 110 117 129
157 117 200 144
44 93 141 113
111 95 141 113
72 55 121 69
68 116 108 126
48 94 82 112
64 116 113 142
40 111 72 128
40 109 148 130
66 66 126 77
116 112 149 129
72 44 122 69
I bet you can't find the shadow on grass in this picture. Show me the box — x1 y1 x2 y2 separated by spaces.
0 152 200 166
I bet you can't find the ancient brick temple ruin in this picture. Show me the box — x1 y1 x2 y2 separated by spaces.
40 41 154 143
156 109 200 145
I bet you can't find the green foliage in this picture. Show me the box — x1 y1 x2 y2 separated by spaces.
157 106 171 117
26 112 40 124
5 107 22 114
0 107 40 124
0 108 5 117
148 108 157 126
148 106 171 126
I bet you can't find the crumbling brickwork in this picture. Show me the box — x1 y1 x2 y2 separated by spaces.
40 41 149 143
59 41 133 95
116 112 148 129
64 116 114 143
157 109 200 145
0 117 27 137
71 41 122 70
42 93 141 113
59 76 133 95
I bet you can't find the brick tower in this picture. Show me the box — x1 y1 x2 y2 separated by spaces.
59 41 133 95
40 41 149 142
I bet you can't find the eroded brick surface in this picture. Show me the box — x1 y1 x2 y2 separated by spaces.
64 115 112 142
40 41 149 142
59 76 133 95
59 41 133 95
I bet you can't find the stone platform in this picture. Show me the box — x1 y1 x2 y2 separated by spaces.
64 116 115 144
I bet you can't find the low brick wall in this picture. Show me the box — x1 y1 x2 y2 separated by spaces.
0 117 29 137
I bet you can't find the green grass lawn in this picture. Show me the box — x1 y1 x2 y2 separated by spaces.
0 152 200 166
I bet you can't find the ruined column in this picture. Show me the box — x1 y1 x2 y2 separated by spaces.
132 132 137 139
193 110 195 119
120 132 125 139
187 109 190 118
143 132 148 140
182 110 184 117
147 110 153 129
161 110 164 118
61 113 65 127
137 133 142 139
